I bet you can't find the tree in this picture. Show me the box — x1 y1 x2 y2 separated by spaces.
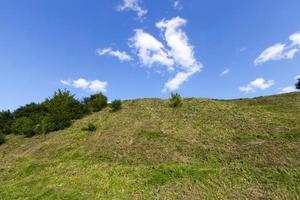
0 110 13 135
12 103 47 135
42 89 86 132
84 93 108 112
169 93 182 108
110 100 122 112
296 78 300 90
12 117 36 137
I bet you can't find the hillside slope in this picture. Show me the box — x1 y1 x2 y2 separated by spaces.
0 93 299 199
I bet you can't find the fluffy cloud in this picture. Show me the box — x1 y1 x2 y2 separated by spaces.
117 0 147 17
239 78 275 93
285 48 299 59
97 48 132 62
289 32 300 46
61 78 108 93
295 75 300 80
156 17 202 91
220 68 230 76
278 86 297 94
254 32 300 65
129 29 174 70
129 17 202 92
254 43 286 65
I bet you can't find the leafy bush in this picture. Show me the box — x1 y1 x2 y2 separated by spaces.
82 123 97 132
0 110 13 135
110 100 122 112
12 117 36 137
84 93 108 112
0 134 6 145
42 89 86 132
169 93 182 108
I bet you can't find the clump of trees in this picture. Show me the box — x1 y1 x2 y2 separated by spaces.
169 93 182 108
0 89 109 143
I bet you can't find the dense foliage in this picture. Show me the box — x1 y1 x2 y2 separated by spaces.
110 100 122 112
0 110 13 135
84 93 108 112
169 93 182 108
0 133 6 144
0 89 109 138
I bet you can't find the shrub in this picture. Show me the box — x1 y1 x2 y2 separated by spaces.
84 93 108 112
82 123 97 132
0 134 6 145
42 89 86 132
110 100 122 112
0 110 13 135
12 117 36 137
169 93 182 108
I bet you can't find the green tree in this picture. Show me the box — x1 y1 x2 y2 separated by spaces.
13 103 47 135
110 100 122 112
12 117 36 137
169 93 182 108
42 89 85 132
84 93 108 112
0 110 13 135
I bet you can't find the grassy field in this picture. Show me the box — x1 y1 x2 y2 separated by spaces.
0 93 299 199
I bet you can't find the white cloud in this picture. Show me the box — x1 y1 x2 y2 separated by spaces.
239 78 275 93
73 78 90 89
174 0 180 8
156 16 202 91
97 48 132 62
129 29 174 70
117 0 147 17
61 78 108 93
173 0 183 10
254 43 286 65
254 31 300 65
285 48 299 59
60 80 71 86
89 80 108 92
289 32 300 46
127 17 202 92
278 86 297 94
220 68 230 76
295 75 300 80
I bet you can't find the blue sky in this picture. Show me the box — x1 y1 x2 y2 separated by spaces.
0 0 300 110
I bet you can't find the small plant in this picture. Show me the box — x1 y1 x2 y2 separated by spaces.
169 92 182 108
0 134 6 145
82 123 97 132
110 100 122 112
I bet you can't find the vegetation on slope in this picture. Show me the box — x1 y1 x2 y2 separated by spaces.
0 93 299 199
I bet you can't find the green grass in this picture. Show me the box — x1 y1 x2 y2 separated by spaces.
0 92 299 199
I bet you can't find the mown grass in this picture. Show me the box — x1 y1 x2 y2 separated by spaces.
0 92 299 199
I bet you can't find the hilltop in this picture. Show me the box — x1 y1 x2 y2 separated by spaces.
0 93 299 199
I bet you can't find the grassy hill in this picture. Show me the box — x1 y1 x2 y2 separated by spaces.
0 93 299 199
